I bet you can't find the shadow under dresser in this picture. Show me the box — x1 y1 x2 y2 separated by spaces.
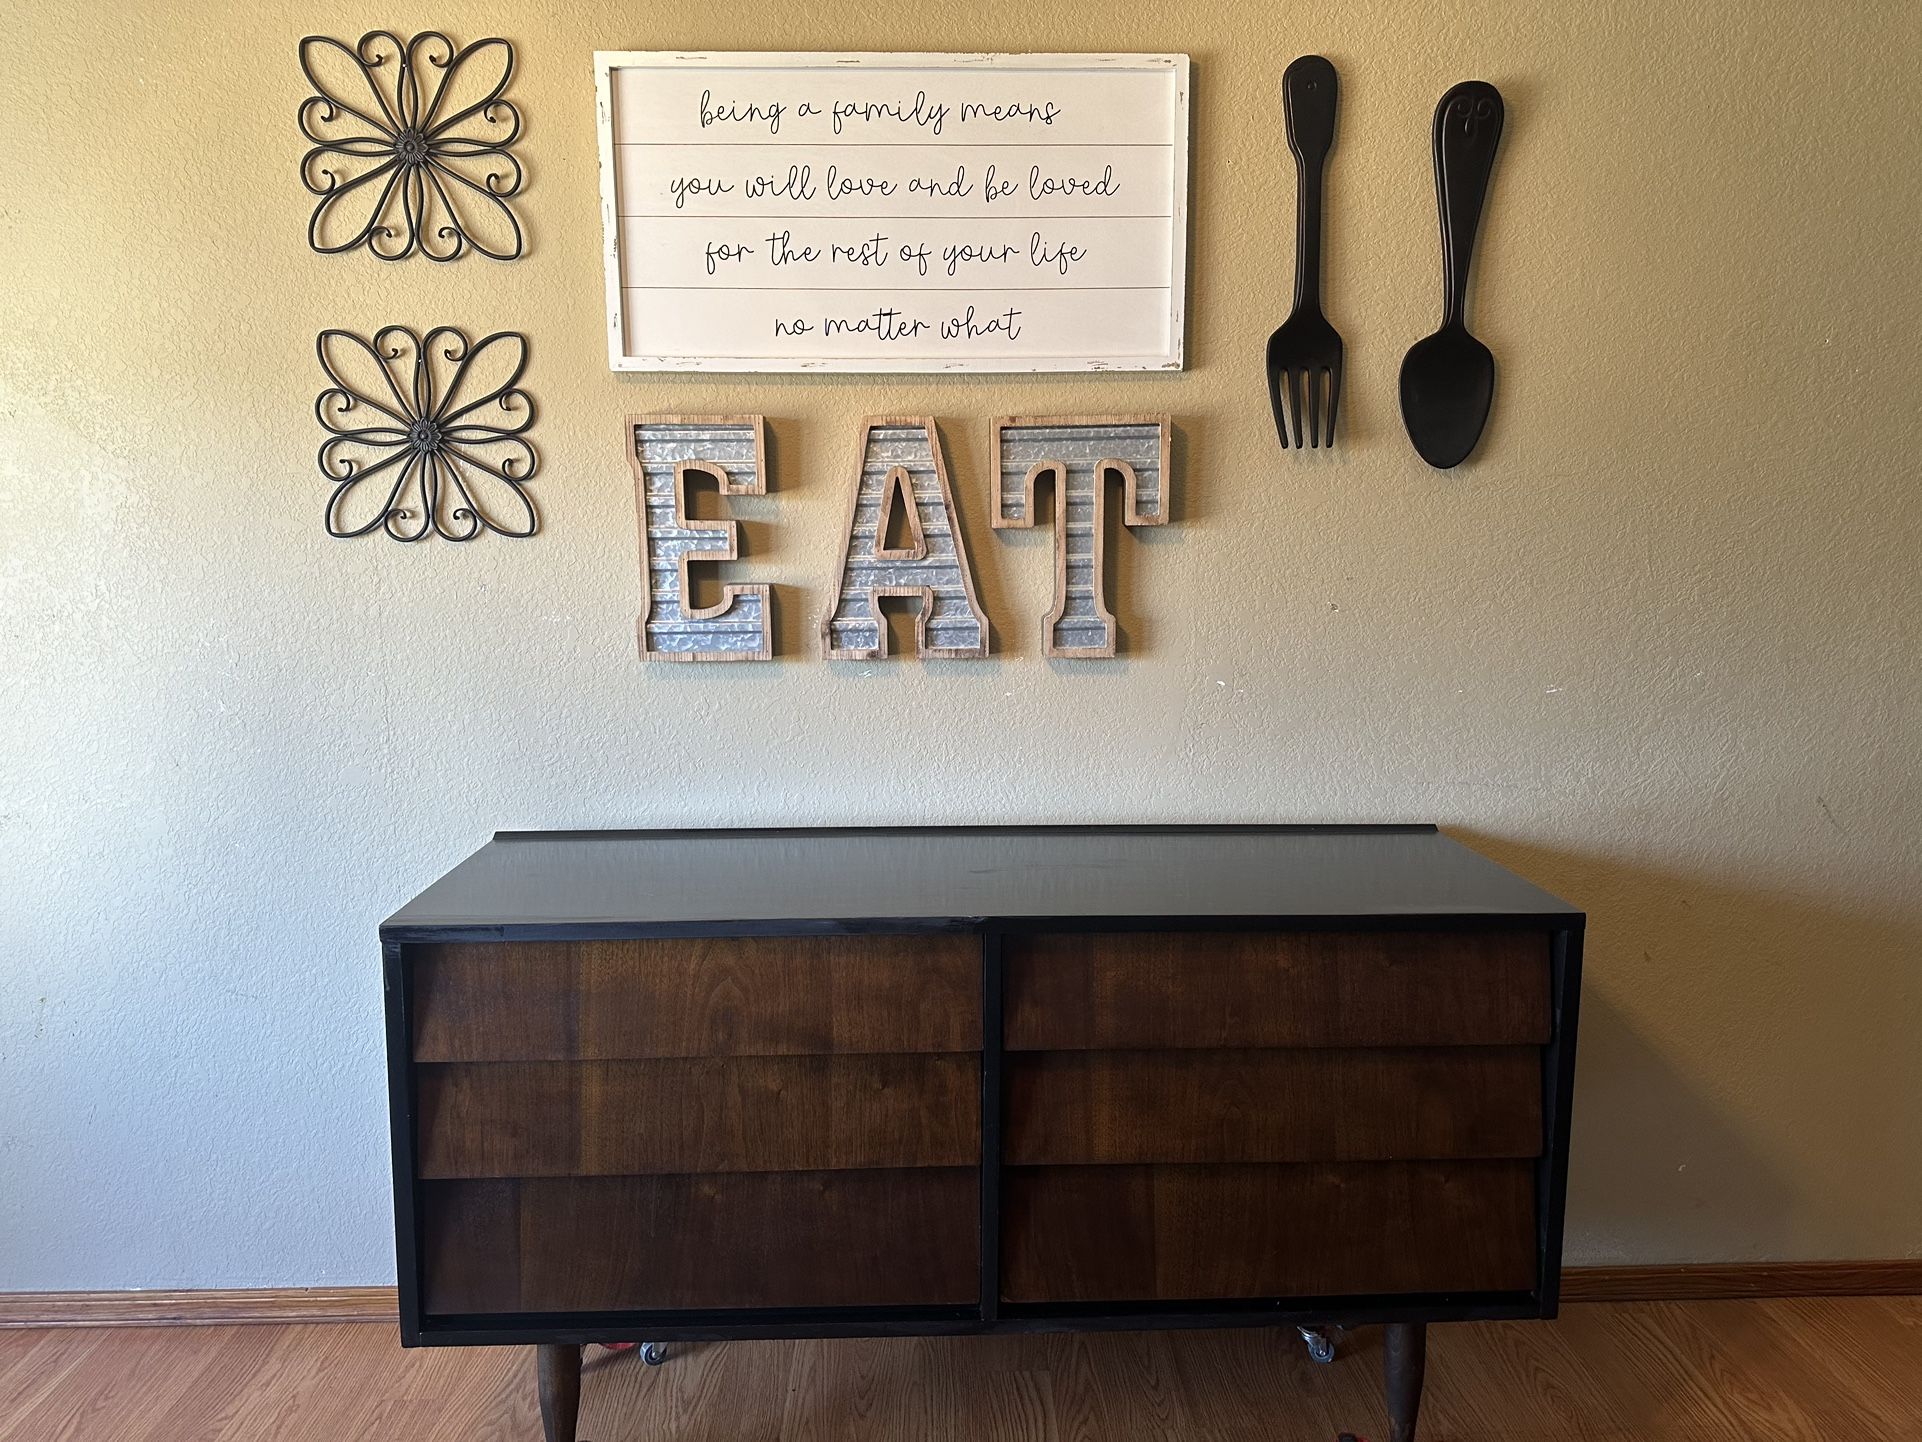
382 824 1583 1442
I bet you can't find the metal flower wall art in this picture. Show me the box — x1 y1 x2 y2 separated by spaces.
315 327 539 541
298 32 525 261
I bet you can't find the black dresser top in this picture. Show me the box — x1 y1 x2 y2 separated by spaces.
381 825 1581 939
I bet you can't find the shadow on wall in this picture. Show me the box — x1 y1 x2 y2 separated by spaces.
1551 989 1789 1266
1454 831 1922 1265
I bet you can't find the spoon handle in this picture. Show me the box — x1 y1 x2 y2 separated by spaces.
1283 55 1337 312
1432 80 1504 326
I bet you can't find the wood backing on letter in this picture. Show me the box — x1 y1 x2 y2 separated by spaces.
992 416 1171 658
821 418 989 659
632 415 772 661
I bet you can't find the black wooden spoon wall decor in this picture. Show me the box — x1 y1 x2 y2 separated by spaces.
1399 80 1506 468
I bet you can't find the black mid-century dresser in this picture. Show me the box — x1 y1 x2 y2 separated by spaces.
382 824 1583 1442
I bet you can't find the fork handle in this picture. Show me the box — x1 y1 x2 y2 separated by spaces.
1432 80 1504 327
1284 55 1337 311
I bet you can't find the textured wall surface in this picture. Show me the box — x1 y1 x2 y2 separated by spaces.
1 0 1917 1289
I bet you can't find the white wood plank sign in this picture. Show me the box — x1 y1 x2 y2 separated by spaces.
594 52 1190 373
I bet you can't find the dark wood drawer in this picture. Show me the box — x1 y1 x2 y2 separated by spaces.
1004 1047 1542 1166
418 1053 979 1177
1002 1161 1537 1303
422 1169 978 1313
1003 931 1549 1051
412 935 980 1061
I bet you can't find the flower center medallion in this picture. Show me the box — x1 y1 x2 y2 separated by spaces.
408 418 442 452
395 129 430 166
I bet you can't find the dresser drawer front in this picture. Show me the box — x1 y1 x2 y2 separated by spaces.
417 1053 979 1177
1004 931 1550 1051
422 1169 978 1314
1002 1161 1537 1303
1005 1047 1542 1166
412 935 981 1061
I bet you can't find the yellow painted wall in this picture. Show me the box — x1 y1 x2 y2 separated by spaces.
2 1 1917 1285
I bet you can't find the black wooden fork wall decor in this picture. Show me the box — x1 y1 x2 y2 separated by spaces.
1267 55 1344 451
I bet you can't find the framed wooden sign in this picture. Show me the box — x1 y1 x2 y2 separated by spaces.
594 52 1190 373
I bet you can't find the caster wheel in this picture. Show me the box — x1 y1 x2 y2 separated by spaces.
1299 1326 1337 1364
641 1342 669 1366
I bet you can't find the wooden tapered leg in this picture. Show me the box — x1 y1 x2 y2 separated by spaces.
537 1344 582 1442
1384 1322 1427 1442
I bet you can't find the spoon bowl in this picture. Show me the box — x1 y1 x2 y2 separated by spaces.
1399 324 1494 469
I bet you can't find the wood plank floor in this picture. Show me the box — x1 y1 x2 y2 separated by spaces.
2 1298 1917 1441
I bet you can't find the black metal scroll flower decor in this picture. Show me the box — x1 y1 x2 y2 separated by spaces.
298 33 524 260
315 327 538 541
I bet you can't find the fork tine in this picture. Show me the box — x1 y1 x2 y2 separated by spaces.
1286 369 1305 450
1306 365 1322 448
1325 360 1342 447
1269 368 1291 450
